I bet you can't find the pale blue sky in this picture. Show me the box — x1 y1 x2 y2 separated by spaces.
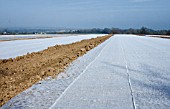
0 0 170 29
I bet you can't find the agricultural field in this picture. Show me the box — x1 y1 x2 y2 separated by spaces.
0 34 106 59
1 34 170 109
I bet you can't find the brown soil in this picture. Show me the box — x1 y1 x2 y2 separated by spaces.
148 35 170 39
137 34 145 36
0 34 112 107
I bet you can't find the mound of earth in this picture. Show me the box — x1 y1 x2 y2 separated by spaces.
0 34 112 107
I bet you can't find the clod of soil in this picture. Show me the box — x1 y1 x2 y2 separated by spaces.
0 34 112 107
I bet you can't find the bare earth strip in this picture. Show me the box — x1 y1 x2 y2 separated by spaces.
0 34 112 107
147 35 170 39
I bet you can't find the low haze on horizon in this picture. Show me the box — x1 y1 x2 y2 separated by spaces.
0 0 170 30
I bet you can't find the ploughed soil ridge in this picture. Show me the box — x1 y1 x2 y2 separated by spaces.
148 35 170 39
0 34 112 107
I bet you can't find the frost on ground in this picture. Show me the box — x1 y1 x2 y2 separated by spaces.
0 35 111 107
49 35 170 109
1 35 170 109
0 34 106 59
0 38 109 109
0 34 82 42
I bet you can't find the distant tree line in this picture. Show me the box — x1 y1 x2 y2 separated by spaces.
0 27 170 35
69 27 170 35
